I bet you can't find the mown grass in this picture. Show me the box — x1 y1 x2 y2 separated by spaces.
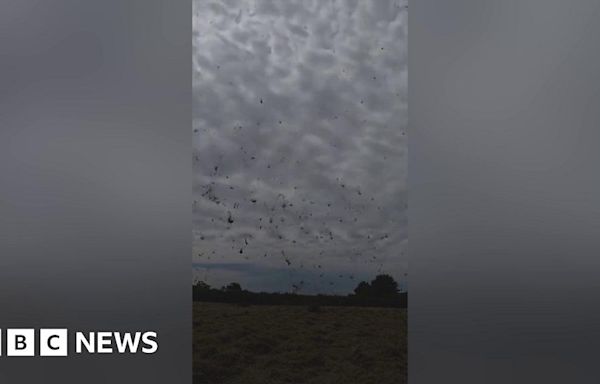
193 302 407 384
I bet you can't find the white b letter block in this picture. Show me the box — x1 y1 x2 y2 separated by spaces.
7 329 35 356
40 329 68 356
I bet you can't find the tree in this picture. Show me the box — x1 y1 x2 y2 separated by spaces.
369 274 399 298
353 281 372 297
194 280 211 292
223 282 242 292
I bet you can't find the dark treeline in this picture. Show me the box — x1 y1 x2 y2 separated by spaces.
193 274 407 308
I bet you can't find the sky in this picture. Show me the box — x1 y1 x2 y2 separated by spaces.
193 0 407 294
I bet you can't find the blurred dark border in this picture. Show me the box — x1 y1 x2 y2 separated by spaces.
410 1 600 383
0 1 190 382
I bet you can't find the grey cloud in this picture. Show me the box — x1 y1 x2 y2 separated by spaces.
193 0 407 294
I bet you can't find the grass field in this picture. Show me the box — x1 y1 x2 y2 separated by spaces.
193 302 407 384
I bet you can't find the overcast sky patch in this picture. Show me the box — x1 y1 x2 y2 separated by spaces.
193 0 407 294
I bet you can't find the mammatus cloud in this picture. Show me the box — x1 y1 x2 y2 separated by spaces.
193 0 407 294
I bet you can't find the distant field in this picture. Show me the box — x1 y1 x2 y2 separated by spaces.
193 302 407 384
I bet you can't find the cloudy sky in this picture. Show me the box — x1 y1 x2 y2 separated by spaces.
193 0 407 294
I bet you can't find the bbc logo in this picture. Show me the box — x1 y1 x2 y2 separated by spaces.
0 329 158 356
1 329 68 357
